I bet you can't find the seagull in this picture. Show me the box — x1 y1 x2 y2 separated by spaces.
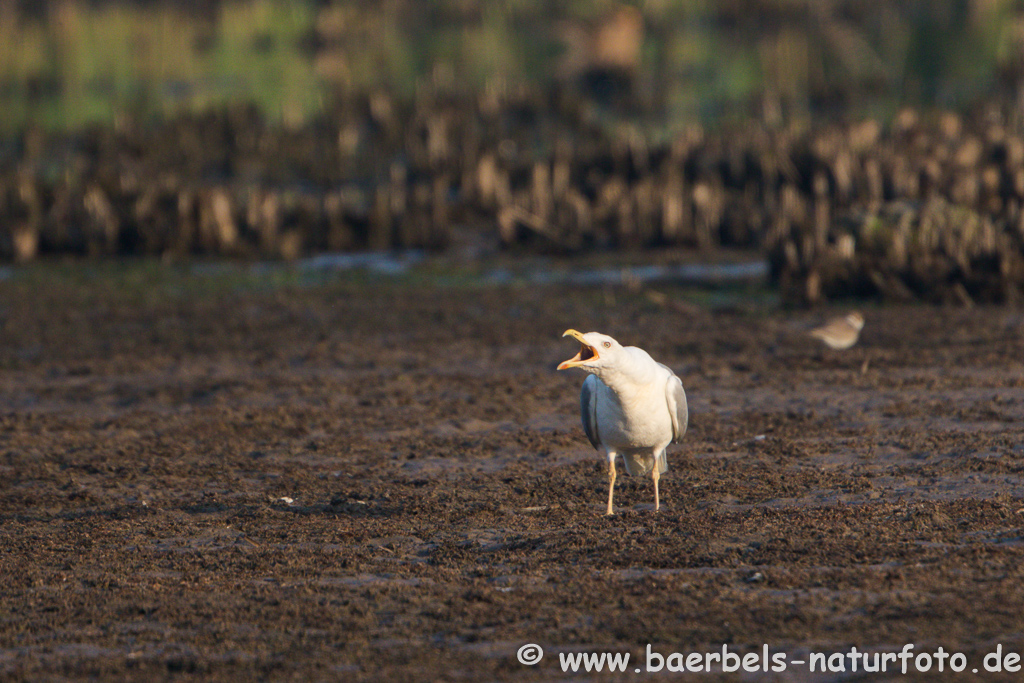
557 329 688 515
810 312 864 350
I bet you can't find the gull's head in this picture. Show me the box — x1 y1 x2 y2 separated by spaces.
846 312 865 331
557 329 623 373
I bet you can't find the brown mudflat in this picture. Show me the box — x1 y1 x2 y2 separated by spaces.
1 263 1024 680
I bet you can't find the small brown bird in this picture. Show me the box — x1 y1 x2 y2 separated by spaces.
810 312 865 350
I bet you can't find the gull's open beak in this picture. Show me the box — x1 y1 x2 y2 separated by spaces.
557 329 598 370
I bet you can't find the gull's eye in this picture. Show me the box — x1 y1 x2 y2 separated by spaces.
603 341 611 348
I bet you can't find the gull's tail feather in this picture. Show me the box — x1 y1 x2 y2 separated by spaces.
622 452 667 477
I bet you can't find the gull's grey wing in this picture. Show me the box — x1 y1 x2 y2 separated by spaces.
580 374 601 449
659 364 688 442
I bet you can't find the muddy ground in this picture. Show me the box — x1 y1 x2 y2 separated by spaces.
1 259 1024 681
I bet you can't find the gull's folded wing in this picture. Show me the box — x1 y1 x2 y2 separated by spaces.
580 374 601 449
660 365 688 442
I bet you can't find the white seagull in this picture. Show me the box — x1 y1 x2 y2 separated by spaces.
557 329 688 515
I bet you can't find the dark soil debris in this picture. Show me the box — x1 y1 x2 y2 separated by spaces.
1 272 1023 680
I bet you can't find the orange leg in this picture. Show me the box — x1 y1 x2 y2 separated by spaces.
652 466 660 512
606 458 617 516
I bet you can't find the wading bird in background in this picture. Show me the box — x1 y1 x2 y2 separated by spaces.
557 330 688 515
810 312 865 350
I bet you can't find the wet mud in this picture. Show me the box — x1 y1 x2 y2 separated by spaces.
1 266 1024 680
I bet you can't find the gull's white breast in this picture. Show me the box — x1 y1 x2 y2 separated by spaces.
593 369 674 453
